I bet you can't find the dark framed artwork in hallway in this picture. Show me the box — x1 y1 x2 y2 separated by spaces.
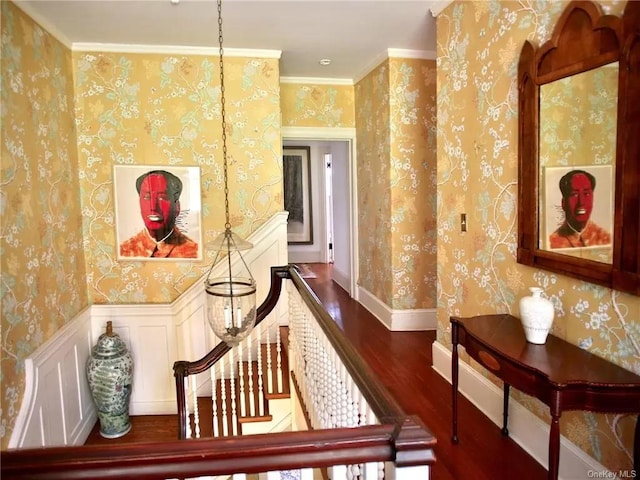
283 146 313 244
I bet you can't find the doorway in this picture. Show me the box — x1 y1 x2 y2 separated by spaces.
282 128 358 298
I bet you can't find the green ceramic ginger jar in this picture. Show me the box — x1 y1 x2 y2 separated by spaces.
86 321 134 438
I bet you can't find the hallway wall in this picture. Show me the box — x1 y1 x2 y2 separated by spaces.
434 0 638 473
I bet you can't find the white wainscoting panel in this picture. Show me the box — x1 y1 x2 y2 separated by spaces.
10 212 289 447
357 286 436 331
9 308 95 449
431 340 610 480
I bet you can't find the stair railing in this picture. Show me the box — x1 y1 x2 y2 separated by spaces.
1 264 436 480
173 264 436 478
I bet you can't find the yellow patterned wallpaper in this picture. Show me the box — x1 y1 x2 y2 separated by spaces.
436 0 638 472
355 61 393 305
74 53 282 305
280 83 355 128
389 58 437 309
355 58 437 309
1 1 88 448
1 1 283 447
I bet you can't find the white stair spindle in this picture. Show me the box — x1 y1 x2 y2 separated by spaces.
230 347 238 436
238 342 246 418
191 375 201 439
276 325 283 394
257 322 265 416
247 333 255 416
219 356 228 437
266 322 273 394
211 365 219 437
184 377 192 439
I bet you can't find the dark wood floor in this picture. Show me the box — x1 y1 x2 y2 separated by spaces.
86 263 547 479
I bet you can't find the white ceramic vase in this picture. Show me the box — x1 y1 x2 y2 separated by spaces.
519 287 554 344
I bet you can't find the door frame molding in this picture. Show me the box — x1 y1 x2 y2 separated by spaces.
281 127 358 299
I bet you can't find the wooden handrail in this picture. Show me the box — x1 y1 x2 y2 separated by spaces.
1 264 436 479
173 265 290 438
1 425 396 479
288 267 407 420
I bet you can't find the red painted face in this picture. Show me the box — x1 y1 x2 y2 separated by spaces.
139 174 179 238
563 173 593 229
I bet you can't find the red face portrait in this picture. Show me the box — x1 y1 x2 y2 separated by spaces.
139 174 180 239
562 173 593 230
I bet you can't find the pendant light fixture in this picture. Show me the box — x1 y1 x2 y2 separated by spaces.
204 0 257 347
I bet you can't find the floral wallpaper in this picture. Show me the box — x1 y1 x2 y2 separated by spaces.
1 1 283 448
74 51 282 305
436 0 638 472
1 1 88 449
355 58 437 309
280 82 355 128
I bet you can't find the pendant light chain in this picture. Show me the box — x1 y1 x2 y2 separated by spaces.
204 0 257 348
217 0 231 231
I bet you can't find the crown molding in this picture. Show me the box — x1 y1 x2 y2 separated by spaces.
354 48 437 84
387 48 436 60
71 43 282 58
425 1 454 17
280 77 353 86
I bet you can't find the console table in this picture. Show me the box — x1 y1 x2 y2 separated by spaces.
451 314 640 480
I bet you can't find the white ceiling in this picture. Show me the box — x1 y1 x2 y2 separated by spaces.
15 0 441 82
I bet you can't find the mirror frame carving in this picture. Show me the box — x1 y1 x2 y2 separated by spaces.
517 0 640 296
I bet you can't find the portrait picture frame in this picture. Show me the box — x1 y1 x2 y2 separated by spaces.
114 165 203 261
283 146 313 245
542 164 613 252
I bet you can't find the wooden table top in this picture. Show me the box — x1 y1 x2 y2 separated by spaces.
451 314 640 388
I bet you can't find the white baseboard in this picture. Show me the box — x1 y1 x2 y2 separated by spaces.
431 341 610 480
331 266 350 295
357 286 436 331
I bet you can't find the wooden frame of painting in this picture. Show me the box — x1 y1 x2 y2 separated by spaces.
283 146 313 245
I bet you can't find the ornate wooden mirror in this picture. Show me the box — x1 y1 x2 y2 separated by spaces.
517 0 639 295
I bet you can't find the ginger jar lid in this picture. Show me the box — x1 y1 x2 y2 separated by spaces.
92 321 129 359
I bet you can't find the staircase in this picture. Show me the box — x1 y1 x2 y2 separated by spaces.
187 326 292 439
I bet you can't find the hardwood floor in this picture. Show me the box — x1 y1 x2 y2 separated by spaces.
85 262 547 479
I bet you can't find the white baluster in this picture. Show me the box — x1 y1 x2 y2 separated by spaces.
211 365 219 437
219 356 228 437
230 347 238 436
276 324 283 394
247 333 255 416
184 377 192 439
257 322 265 417
238 342 246 418
266 321 273 394
191 375 200 439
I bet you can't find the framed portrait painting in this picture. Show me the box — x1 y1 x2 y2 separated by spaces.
283 146 313 244
114 165 203 260
542 165 613 257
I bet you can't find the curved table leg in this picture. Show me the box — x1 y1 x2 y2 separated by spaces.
452 323 459 444
549 413 561 480
634 414 638 475
502 383 510 436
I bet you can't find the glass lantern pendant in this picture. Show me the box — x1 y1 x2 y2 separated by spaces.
205 229 257 347
204 0 257 347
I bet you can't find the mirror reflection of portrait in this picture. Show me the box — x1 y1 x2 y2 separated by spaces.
548 169 611 249
119 170 199 259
